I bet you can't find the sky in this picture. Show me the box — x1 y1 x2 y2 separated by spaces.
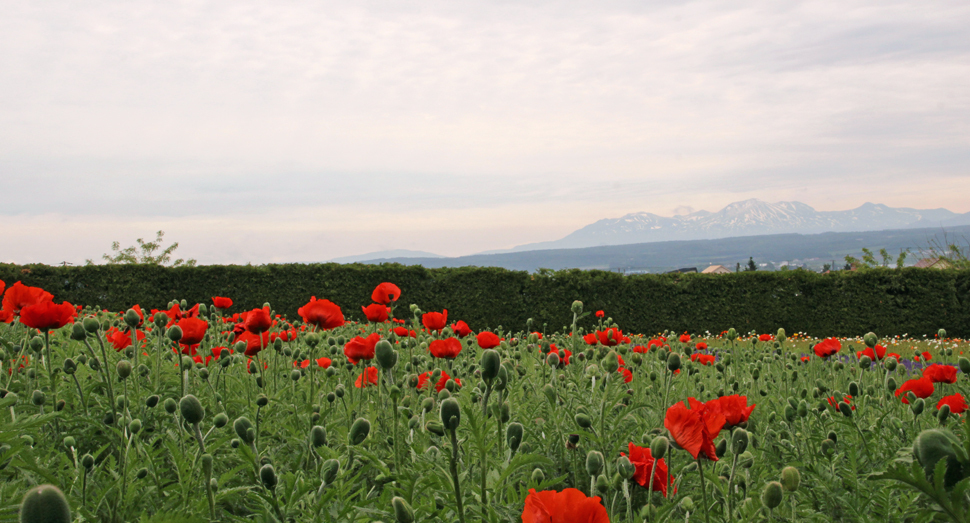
2 0 969 265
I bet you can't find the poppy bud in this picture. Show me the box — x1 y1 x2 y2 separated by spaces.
309 425 327 447
321 459 340 484
507 422 524 451
863 332 877 348
117 360 132 380
163 398 177 414
913 429 967 487
617 455 636 479
784 405 796 422
19 484 72 523
71 323 87 341
761 481 783 509
595 474 609 494
82 317 101 333
388 496 415 523
958 357 970 374
179 395 204 425
289 369 301 382
55 399 65 412
63 436 76 448
81 453 94 469
426 420 446 436
543 384 556 406
29 336 44 352
259 464 278 490
123 309 141 328
939 404 951 424
349 417 371 445
667 353 681 372
776 328 786 343
938 329 947 339
820 439 836 457
495 366 509 391
574 412 593 429
912 398 925 416
715 438 727 458
128 418 142 434
838 402 852 417
602 351 619 374
256 395 269 407
234 417 256 444
273 338 282 351
885 357 897 371
31 390 46 406
62 358 77 375
546 352 560 367
211 412 228 428
779 466 801 492
167 326 183 342
848 382 859 397
571 301 584 315
440 398 461 430
586 450 604 477
532 468 545 484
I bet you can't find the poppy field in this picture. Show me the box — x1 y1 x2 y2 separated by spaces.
1 278 970 522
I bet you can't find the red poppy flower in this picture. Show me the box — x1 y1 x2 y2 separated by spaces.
274 329 298 342
617 354 626 366
19 299 76 331
679 334 690 343
0 280 4 298
477 331 501 349
212 296 233 309
593 328 630 346
177 317 209 346
895 377 935 404
618 367 633 383
237 331 272 356
758 334 774 342
886 353 902 361
814 338 841 358
595 310 605 318
451 320 472 338
429 337 463 359
422 310 448 332
105 327 146 351
2 282 54 316
297 357 333 369
299 297 345 330
241 308 272 334
826 395 856 413
345 333 381 364
361 303 390 323
583 332 598 345
393 326 417 338
355 366 379 388
561 348 572 365
632 345 648 354
647 339 664 350
916 351 933 361
800 356 810 363
522 488 609 523
856 344 886 361
417 370 462 392
937 393 968 414
706 395 756 428
0 310 13 324
162 303 200 327
371 282 401 305
622 442 672 496
664 397 725 461
696 341 708 350
690 353 715 365
923 364 958 384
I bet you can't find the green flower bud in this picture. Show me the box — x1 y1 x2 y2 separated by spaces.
617 456 636 479
440 398 461 430
179 395 204 425
391 496 414 523
546 353 560 367
858 356 871 369
571 301 584 315
375 340 397 370
62 358 76 375
167 326 183 342
575 413 592 429
256 395 269 407
585 450 604 477
19 484 72 523
63 436 76 448
259 464 278 490
938 329 947 339
117 360 132 380
163 397 177 414
507 423 524 452
425 420 446 436
532 468 545 484
349 417 371 445
234 417 255 444
886 377 897 392
82 317 101 333
939 404 951 424
848 382 859 397
31 390 46 406
651 436 669 459
667 353 682 372
776 328 786 343
715 438 727 458
124 309 141 328
838 402 853 418
959 358 970 375
912 398 925 416
727 328 738 341
321 459 340 484
128 419 142 434
821 439 836 457
70 323 87 341
595 474 609 494
310 426 327 447
602 351 619 374
213 412 228 428
781 466 800 491
761 481 783 509
913 429 968 488
29 336 44 352
81 454 94 469
863 332 877 348
481 350 501 381
542 384 556 406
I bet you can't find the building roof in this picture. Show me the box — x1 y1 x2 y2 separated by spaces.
914 258 951 269
701 265 732 274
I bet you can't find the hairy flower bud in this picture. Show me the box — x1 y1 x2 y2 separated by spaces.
586 450 604 477
19 485 72 523
440 398 461 430
761 481 783 509
481 350 501 381
259 464 278 490
349 417 371 445
507 422 524 452
179 395 204 425
310 426 327 447
234 417 255 444
617 456 636 479
651 436 669 459
391 496 415 523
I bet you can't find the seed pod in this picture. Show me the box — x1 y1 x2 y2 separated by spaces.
651 436 669 459
310 426 327 447
507 423 524 452
234 417 256 444
781 466 800 491
259 464 278 490
19 484 72 523
391 496 415 523
349 418 371 445
117 360 132 380
617 456 636 479
179 395 205 425
761 481 783 509
321 459 340 484
585 450 604 477
440 398 461 430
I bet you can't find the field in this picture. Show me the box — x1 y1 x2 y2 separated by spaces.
2 279 970 523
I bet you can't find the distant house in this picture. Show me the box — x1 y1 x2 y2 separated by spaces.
913 258 952 269
701 265 732 274
664 267 698 274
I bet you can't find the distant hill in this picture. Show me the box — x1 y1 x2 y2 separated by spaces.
329 249 444 264
491 199 967 253
349 225 970 273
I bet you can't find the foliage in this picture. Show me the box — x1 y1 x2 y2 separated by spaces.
86 231 197 268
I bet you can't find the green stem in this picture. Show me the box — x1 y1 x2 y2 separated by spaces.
448 429 467 523
697 458 712 523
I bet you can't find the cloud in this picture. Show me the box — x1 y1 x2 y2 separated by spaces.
1 0 968 263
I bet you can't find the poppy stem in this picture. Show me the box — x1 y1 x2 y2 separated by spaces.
646 459 658 506
447 428 467 523
696 457 712 523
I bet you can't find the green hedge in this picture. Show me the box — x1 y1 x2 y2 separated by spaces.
1 263 968 337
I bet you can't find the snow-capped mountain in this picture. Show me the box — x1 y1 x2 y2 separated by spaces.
502 199 965 252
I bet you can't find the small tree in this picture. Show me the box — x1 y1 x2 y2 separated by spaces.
87 230 197 267
745 257 757 272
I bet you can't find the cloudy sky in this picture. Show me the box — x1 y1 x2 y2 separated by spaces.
2 0 968 264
